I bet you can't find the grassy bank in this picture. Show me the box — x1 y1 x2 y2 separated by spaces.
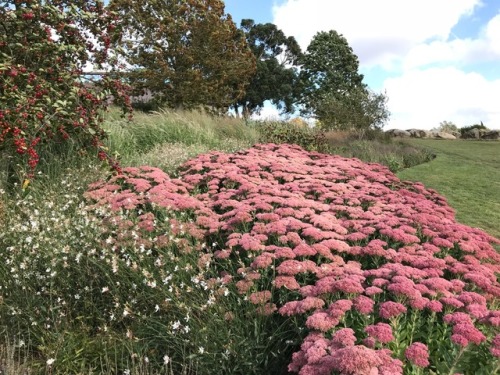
397 139 500 239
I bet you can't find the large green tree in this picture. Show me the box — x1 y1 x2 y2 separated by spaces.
314 88 389 134
108 0 256 110
233 19 302 118
300 30 389 131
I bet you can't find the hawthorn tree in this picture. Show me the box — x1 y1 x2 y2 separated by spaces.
108 0 256 111
300 30 389 132
0 0 131 185
232 19 302 118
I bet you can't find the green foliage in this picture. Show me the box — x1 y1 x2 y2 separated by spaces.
299 30 364 113
299 30 389 132
257 121 328 152
326 134 436 172
315 87 390 133
234 19 302 117
109 0 256 111
459 122 489 136
0 0 131 186
103 108 258 165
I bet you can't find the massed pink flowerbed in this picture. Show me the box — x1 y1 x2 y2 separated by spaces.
85 143 500 374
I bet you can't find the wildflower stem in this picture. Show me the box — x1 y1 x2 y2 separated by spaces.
446 346 467 375
407 309 419 344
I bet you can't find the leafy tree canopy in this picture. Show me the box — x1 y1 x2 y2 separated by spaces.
108 0 256 111
315 88 389 134
233 19 302 117
299 30 389 132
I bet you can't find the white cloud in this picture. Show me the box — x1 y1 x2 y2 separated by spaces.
403 13 500 70
485 13 500 54
272 0 481 68
250 102 282 121
384 67 500 130
271 0 500 131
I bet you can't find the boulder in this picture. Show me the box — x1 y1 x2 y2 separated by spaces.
406 129 430 138
460 128 490 139
433 132 456 140
461 128 481 139
386 129 411 138
481 130 500 140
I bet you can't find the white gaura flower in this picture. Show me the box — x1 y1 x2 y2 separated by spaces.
163 354 170 365
46 358 55 366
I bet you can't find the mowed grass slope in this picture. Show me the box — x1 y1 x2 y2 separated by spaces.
397 139 500 239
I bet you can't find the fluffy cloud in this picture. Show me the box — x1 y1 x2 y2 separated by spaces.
251 103 282 121
272 0 481 68
384 67 500 129
403 13 500 70
272 0 500 130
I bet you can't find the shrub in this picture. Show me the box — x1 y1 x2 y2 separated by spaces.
460 123 488 136
82 144 500 374
0 1 131 185
257 121 328 152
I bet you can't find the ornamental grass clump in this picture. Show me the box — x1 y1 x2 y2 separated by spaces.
86 143 500 374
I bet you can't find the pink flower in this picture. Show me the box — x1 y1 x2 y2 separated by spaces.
239 233 264 251
451 334 469 347
303 336 329 363
365 323 394 343
363 337 376 348
466 303 489 319
452 323 486 345
279 297 325 316
256 302 277 316
405 342 430 368
251 253 275 269
331 328 357 348
490 334 500 357
365 286 384 296
443 312 473 325
330 346 383 375
426 300 443 313
329 299 353 315
378 301 407 320
353 295 375 315
85 143 500 375
274 275 300 290
440 297 465 309
293 243 317 257
378 349 404 375
306 311 339 332
249 290 271 305
319 239 350 253
276 260 316 276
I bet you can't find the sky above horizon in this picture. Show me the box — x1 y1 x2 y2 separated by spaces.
224 0 500 130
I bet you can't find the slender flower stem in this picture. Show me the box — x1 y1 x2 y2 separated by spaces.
447 346 467 375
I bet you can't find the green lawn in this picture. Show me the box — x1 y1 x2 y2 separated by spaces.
397 139 500 239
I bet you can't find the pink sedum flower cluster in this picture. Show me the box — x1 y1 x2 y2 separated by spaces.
85 144 500 374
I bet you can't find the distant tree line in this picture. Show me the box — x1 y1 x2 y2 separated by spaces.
107 0 390 132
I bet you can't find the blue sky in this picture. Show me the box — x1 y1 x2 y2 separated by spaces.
224 0 500 130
